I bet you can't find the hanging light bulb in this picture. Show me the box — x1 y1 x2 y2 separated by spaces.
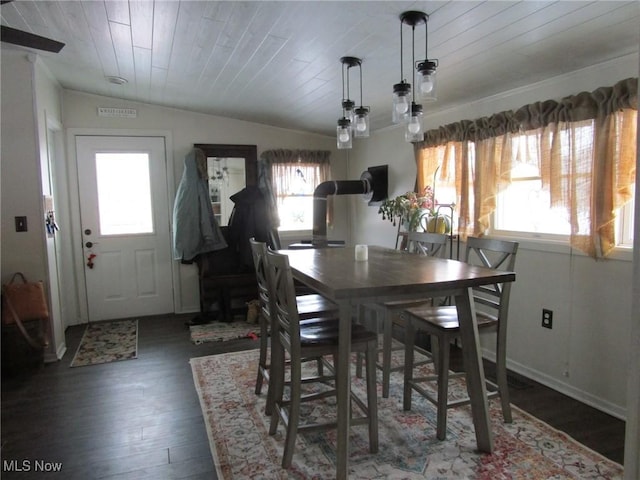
392 81 411 123
336 117 352 149
353 60 370 138
417 61 437 97
391 13 412 125
342 99 355 124
354 106 370 137
416 14 438 103
405 103 424 142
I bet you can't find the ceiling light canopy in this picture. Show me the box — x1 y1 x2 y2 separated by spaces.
337 56 370 149
392 10 438 143
106 75 128 85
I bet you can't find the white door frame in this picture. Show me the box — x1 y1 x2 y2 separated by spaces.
66 129 178 323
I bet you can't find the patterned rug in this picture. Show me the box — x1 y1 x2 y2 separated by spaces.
190 349 623 479
190 321 260 344
70 319 138 367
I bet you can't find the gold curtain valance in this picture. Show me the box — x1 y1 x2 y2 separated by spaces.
419 77 637 147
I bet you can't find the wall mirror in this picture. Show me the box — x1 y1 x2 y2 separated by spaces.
194 144 257 226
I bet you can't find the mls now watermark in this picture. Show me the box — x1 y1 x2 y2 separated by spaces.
3 459 63 472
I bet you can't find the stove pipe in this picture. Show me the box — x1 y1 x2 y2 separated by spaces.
312 180 369 246
312 165 388 247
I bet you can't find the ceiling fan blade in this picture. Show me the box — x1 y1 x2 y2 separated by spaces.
1 25 65 53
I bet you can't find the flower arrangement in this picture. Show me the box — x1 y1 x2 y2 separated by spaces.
378 186 435 232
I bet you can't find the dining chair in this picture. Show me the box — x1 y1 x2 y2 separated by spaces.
249 238 338 415
265 249 378 469
401 236 519 440
356 232 448 397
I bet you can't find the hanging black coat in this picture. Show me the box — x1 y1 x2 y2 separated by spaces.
227 186 273 270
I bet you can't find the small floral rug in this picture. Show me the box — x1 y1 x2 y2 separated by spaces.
190 349 623 480
70 319 138 367
190 321 260 344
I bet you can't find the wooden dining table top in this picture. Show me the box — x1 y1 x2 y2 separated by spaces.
281 244 516 301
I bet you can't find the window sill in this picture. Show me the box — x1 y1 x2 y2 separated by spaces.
486 233 633 262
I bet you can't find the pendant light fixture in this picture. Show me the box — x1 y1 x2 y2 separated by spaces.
337 56 370 149
392 11 438 142
416 13 438 102
352 58 370 138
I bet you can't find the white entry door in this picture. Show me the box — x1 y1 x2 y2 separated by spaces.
76 135 174 321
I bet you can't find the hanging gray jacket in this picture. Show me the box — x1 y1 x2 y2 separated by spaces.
172 148 227 262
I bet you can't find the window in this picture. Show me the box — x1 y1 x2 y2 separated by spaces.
617 183 635 247
494 120 635 247
260 150 332 232
274 163 322 231
493 127 580 237
494 161 571 236
95 153 153 235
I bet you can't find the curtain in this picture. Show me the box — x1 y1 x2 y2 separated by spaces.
258 149 332 227
414 78 637 258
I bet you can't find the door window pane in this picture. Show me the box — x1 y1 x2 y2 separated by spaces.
95 153 153 235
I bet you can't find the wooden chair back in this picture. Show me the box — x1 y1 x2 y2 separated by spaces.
249 238 271 321
406 232 448 258
265 250 303 358
464 236 519 321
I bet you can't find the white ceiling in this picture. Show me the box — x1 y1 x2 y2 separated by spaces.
2 1 639 136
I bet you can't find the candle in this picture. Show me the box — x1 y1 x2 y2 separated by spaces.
355 244 368 261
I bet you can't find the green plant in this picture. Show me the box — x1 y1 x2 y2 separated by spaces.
378 186 435 231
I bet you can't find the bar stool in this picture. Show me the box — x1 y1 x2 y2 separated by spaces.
401 236 518 440
265 249 378 468
357 232 448 397
249 238 337 415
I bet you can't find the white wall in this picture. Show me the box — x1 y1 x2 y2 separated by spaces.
62 90 345 317
1 48 68 360
347 54 638 418
1 50 46 278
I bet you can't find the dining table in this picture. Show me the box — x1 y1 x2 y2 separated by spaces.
280 244 516 479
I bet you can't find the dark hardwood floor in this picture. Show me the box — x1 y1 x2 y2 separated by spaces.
1 315 625 479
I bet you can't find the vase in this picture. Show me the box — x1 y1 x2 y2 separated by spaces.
425 214 450 234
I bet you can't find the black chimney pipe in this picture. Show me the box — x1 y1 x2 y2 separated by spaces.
312 179 371 246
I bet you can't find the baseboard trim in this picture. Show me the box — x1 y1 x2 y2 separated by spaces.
481 348 626 421
44 342 66 363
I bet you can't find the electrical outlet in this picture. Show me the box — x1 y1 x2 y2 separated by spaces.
15 216 28 232
542 309 553 329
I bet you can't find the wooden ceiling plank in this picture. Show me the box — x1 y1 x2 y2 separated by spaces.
130 0 153 50
166 0 209 84
133 45 152 102
81 0 118 76
151 0 179 70
109 20 135 81
104 0 130 26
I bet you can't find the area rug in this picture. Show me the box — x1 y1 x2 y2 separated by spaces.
190 349 623 480
70 319 138 367
189 321 259 344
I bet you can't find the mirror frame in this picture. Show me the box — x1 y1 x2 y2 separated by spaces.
194 143 257 187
